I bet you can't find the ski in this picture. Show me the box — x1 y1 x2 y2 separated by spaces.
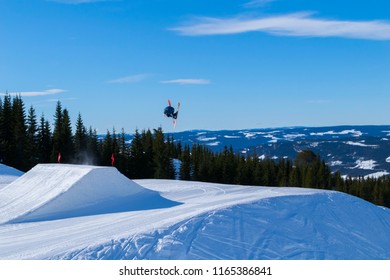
173 101 180 128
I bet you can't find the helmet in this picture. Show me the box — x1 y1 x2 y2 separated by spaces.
164 106 175 117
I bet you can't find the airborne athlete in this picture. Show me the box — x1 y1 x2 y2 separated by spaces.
164 99 180 127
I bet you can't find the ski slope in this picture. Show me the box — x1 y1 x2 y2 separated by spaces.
0 164 390 260
0 164 178 224
0 164 23 190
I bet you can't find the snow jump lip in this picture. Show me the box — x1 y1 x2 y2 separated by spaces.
0 164 181 224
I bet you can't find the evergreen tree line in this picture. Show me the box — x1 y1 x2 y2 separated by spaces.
0 94 389 207
179 146 390 207
0 95 178 180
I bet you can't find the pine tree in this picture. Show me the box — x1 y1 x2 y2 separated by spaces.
253 157 264 186
277 158 290 186
236 155 251 185
221 145 236 184
86 126 99 165
51 101 63 162
11 95 27 170
37 114 52 163
101 130 113 166
60 108 74 163
0 94 13 165
142 129 155 178
153 127 174 179
111 127 120 168
117 128 129 174
26 105 38 168
179 144 192 180
129 129 144 178
74 113 88 163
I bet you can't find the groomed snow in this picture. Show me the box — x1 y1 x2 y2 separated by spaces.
0 164 178 224
0 164 23 190
0 164 389 260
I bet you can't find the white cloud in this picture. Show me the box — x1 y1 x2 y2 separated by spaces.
161 79 210 85
1 89 66 97
48 0 111 4
244 0 276 8
107 74 151 84
171 12 390 40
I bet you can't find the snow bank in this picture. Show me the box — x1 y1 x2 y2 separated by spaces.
0 164 178 224
51 187 390 260
0 164 24 189
1 177 389 260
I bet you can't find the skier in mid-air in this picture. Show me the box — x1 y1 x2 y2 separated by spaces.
164 99 180 120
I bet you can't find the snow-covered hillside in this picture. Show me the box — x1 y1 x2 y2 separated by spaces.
170 125 390 177
0 164 389 260
0 164 23 190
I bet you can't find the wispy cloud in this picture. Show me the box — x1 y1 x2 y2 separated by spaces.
1 88 66 97
171 12 390 40
161 79 210 85
107 74 151 84
244 0 276 8
48 0 112 4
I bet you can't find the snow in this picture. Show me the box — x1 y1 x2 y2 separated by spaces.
283 133 306 140
240 130 280 139
310 129 363 137
0 164 178 224
384 130 390 136
0 164 389 260
310 142 319 148
344 141 379 148
264 134 279 143
205 141 220 146
330 160 343 166
172 159 182 180
364 171 390 179
197 136 217 141
352 159 377 170
223 135 241 139
0 164 24 189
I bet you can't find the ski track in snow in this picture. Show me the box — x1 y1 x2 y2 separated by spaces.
1 166 390 260
53 192 390 260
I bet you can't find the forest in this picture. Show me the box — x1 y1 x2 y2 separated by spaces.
1 94 389 207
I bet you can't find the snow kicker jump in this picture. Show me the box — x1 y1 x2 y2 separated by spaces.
0 164 179 224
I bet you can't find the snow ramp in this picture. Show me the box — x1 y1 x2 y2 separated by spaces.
0 164 24 189
0 164 179 224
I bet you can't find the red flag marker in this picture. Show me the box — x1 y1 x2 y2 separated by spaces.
111 153 115 166
58 152 61 163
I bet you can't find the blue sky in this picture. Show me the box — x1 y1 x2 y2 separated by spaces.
1 0 390 133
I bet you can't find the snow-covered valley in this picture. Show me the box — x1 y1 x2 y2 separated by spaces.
0 164 389 260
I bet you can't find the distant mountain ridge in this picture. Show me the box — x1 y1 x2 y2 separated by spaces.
116 125 390 178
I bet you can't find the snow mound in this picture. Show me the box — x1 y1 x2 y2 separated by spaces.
0 164 24 189
53 190 390 260
0 164 179 224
